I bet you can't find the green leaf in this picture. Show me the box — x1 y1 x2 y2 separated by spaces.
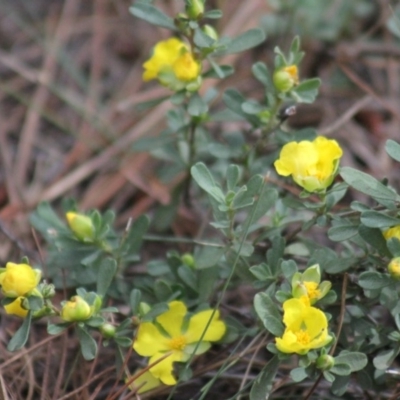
142 303 169 322
332 350 368 375
223 29 266 55
226 164 240 191
203 9 223 19
122 215 149 256
328 224 359 241
291 78 321 103
252 62 271 87
129 288 142 314
129 3 176 30
194 245 224 269
97 258 117 297
358 225 390 256
194 28 216 48
358 271 391 290
360 211 400 228
387 237 400 257
250 355 279 400
386 139 400 162
330 363 352 376
76 325 97 360
253 293 284 336
188 93 208 116
177 266 198 291
373 345 400 369
340 167 399 207
331 375 350 396
7 312 32 351
47 322 69 335
114 336 133 347
191 162 225 202
290 367 308 382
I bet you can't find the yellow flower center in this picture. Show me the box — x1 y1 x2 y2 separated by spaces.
304 281 321 300
168 335 187 351
295 329 311 345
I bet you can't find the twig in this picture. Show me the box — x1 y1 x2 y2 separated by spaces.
318 95 372 136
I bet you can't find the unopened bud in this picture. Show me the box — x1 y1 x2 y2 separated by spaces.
273 65 299 92
389 257 400 280
182 253 195 268
100 323 116 339
316 354 335 371
66 212 95 242
61 296 93 322
186 0 204 19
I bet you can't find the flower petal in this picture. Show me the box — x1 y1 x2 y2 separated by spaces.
156 301 187 338
148 350 184 385
185 309 226 343
282 298 305 330
134 322 170 356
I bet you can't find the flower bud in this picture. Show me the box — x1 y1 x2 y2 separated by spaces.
389 257 400 280
66 212 95 242
41 283 56 299
186 0 204 19
61 296 93 322
100 323 116 339
316 354 335 371
4 297 28 318
182 253 195 268
0 262 41 297
273 65 299 92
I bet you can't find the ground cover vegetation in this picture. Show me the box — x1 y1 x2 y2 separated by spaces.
1 0 400 399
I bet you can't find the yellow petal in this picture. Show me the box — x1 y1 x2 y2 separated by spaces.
156 301 187 338
274 141 318 178
148 350 184 385
185 309 226 343
282 298 305 330
302 307 328 338
4 297 28 317
133 322 170 356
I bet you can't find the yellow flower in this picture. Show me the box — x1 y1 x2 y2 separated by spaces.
291 264 331 305
133 300 226 385
275 298 332 355
383 225 400 241
274 136 343 192
0 262 41 297
61 296 93 322
4 297 28 317
143 38 201 90
66 212 95 242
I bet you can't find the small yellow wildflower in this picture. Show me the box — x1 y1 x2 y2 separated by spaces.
133 300 226 385
0 262 41 297
275 298 332 355
143 38 201 90
274 136 343 192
